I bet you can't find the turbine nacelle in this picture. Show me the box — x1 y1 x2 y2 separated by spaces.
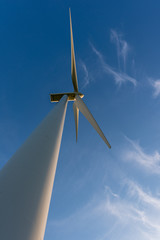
50 92 84 102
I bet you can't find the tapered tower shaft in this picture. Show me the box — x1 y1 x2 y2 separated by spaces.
0 96 68 240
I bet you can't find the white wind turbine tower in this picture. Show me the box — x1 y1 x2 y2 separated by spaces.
0 9 111 240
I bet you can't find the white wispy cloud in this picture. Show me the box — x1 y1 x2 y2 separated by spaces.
48 181 160 240
79 60 90 89
105 194 146 223
123 137 160 174
105 185 119 198
149 78 160 97
127 180 160 209
90 43 137 86
104 183 160 239
110 29 129 71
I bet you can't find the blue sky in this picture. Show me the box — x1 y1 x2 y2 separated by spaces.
1 0 160 239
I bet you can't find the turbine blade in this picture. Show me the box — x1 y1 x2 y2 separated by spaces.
75 95 111 149
69 8 79 92
73 101 79 142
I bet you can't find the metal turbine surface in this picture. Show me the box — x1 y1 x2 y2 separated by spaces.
69 8 79 93
0 96 68 240
50 9 111 149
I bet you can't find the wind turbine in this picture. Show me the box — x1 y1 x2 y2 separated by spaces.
0 9 111 240
50 9 111 149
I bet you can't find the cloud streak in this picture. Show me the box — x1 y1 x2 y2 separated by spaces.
110 29 129 71
79 60 90 89
149 78 160 97
123 137 160 174
127 180 160 209
104 182 160 239
90 43 137 86
48 180 160 240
